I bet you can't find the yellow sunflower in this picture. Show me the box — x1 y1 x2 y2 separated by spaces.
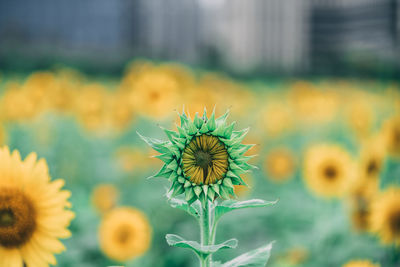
182 134 229 185
114 147 159 173
351 136 386 198
0 83 39 122
99 207 151 262
128 67 181 119
303 144 355 198
289 81 339 125
0 147 74 267
381 116 400 157
342 260 380 267
345 97 375 138
259 100 293 137
369 187 400 246
91 184 119 215
264 147 296 183
74 83 108 131
108 91 135 130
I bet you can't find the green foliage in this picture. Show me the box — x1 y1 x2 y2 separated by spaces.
215 199 278 222
166 234 238 257
215 242 273 267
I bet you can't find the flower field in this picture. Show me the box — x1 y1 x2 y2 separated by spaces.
0 61 399 267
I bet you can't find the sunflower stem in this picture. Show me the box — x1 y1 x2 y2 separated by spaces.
199 200 215 267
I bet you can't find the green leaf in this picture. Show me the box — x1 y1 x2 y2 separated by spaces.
194 113 204 129
216 109 230 125
221 242 274 267
206 111 216 131
167 197 200 218
150 164 171 179
215 199 278 222
166 234 238 256
137 132 170 154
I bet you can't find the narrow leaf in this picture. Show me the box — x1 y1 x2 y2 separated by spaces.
168 197 200 218
215 199 278 222
221 242 274 267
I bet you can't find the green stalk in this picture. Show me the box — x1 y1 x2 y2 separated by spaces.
199 200 215 267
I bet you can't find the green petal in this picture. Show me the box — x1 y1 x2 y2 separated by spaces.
152 164 171 178
185 187 195 201
194 186 202 197
137 132 170 154
194 113 204 129
167 160 178 170
154 153 173 163
202 185 208 196
223 122 236 139
211 184 220 195
199 123 209 134
207 187 215 200
206 111 216 131
216 109 230 125
161 126 179 142
222 177 234 189
185 120 197 135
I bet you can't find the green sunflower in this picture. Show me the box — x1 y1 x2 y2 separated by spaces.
138 109 255 205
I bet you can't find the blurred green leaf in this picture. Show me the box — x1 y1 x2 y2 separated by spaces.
215 199 278 222
167 197 201 218
220 241 274 267
166 234 238 256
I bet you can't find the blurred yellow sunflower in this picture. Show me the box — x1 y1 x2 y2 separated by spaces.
48 71 80 114
304 144 355 198
259 100 293 137
108 91 135 130
278 247 309 266
264 147 296 183
289 81 339 125
22 72 58 113
114 147 158 173
0 83 38 122
344 97 375 138
369 187 400 246
99 207 151 262
342 260 380 267
352 136 386 198
381 116 400 157
129 68 181 119
74 83 108 130
91 184 119 215
0 147 74 267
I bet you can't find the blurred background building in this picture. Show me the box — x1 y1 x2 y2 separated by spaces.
0 0 399 77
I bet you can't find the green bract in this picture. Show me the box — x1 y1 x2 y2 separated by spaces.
138 109 255 206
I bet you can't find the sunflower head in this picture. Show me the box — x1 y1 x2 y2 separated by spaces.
0 146 74 266
139 109 255 205
99 207 151 262
369 187 400 246
342 260 380 267
304 144 355 198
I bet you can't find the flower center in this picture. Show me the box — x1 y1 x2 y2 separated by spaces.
115 224 133 244
324 165 337 180
182 134 228 185
0 187 36 248
0 209 14 227
195 150 212 170
389 210 400 235
366 159 379 176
